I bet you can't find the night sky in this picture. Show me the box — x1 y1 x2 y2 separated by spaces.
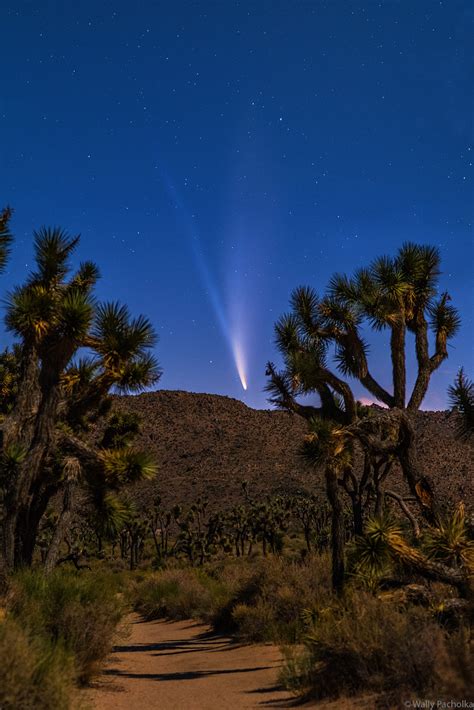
1 1 472 409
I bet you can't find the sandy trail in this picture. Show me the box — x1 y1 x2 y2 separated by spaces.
87 614 301 710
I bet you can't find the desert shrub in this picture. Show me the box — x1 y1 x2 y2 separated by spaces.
8 568 124 683
231 601 276 641
437 625 474 698
280 591 472 702
133 568 228 621
0 616 74 709
133 554 335 643
209 555 332 642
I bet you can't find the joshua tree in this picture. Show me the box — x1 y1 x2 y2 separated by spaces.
266 243 460 588
0 211 160 573
448 368 474 441
43 411 153 572
302 419 352 590
291 494 330 554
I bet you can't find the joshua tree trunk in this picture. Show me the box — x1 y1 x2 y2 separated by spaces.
2 515 17 570
3 368 62 569
397 413 439 524
44 479 77 574
151 528 162 559
326 466 345 592
372 458 393 517
340 456 372 537
391 322 406 408
1 342 40 446
15 482 58 567
385 490 420 538
388 538 471 599
374 488 384 517
351 495 364 537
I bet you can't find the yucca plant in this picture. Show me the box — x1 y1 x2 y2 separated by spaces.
423 503 474 570
349 516 398 590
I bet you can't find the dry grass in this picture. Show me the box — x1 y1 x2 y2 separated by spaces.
0 616 74 709
8 568 124 684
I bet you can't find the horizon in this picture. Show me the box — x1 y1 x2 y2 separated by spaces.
118 386 454 414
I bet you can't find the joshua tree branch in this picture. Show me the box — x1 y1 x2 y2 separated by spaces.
319 368 356 423
388 539 471 598
385 490 420 538
334 328 394 407
58 431 102 470
408 311 448 410
359 372 395 408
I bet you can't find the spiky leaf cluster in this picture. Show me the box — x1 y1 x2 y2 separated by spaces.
423 503 474 569
267 242 460 419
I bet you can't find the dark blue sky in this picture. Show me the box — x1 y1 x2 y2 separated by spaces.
1 1 472 409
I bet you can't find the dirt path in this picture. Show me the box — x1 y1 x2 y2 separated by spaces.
87 615 301 710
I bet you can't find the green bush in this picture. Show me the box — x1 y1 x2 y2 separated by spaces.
280 591 472 702
8 569 124 683
0 616 73 709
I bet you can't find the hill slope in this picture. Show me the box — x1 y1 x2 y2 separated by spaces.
112 390 473 510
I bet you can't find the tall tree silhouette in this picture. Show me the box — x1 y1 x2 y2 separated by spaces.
0 211 160 573
266 243 460 588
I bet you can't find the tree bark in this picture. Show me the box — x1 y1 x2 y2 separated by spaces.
351 496 364 537
15 482 59 567
389 540 471 599
3 367 62 569
44 480 76 574
326 466 345 592
391 322 406 408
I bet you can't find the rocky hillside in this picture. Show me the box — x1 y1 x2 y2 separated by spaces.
112 390 473 510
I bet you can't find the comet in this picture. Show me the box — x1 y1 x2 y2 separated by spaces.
158 168 249 392
232 336 248 390
191 234 249 392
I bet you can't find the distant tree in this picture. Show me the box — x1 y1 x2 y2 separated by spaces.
448 368 474 440
0 210 160 577
266 243 460 588
291 494 330 554
43 411 152 573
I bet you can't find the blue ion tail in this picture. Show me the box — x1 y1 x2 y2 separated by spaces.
158 168 248 391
